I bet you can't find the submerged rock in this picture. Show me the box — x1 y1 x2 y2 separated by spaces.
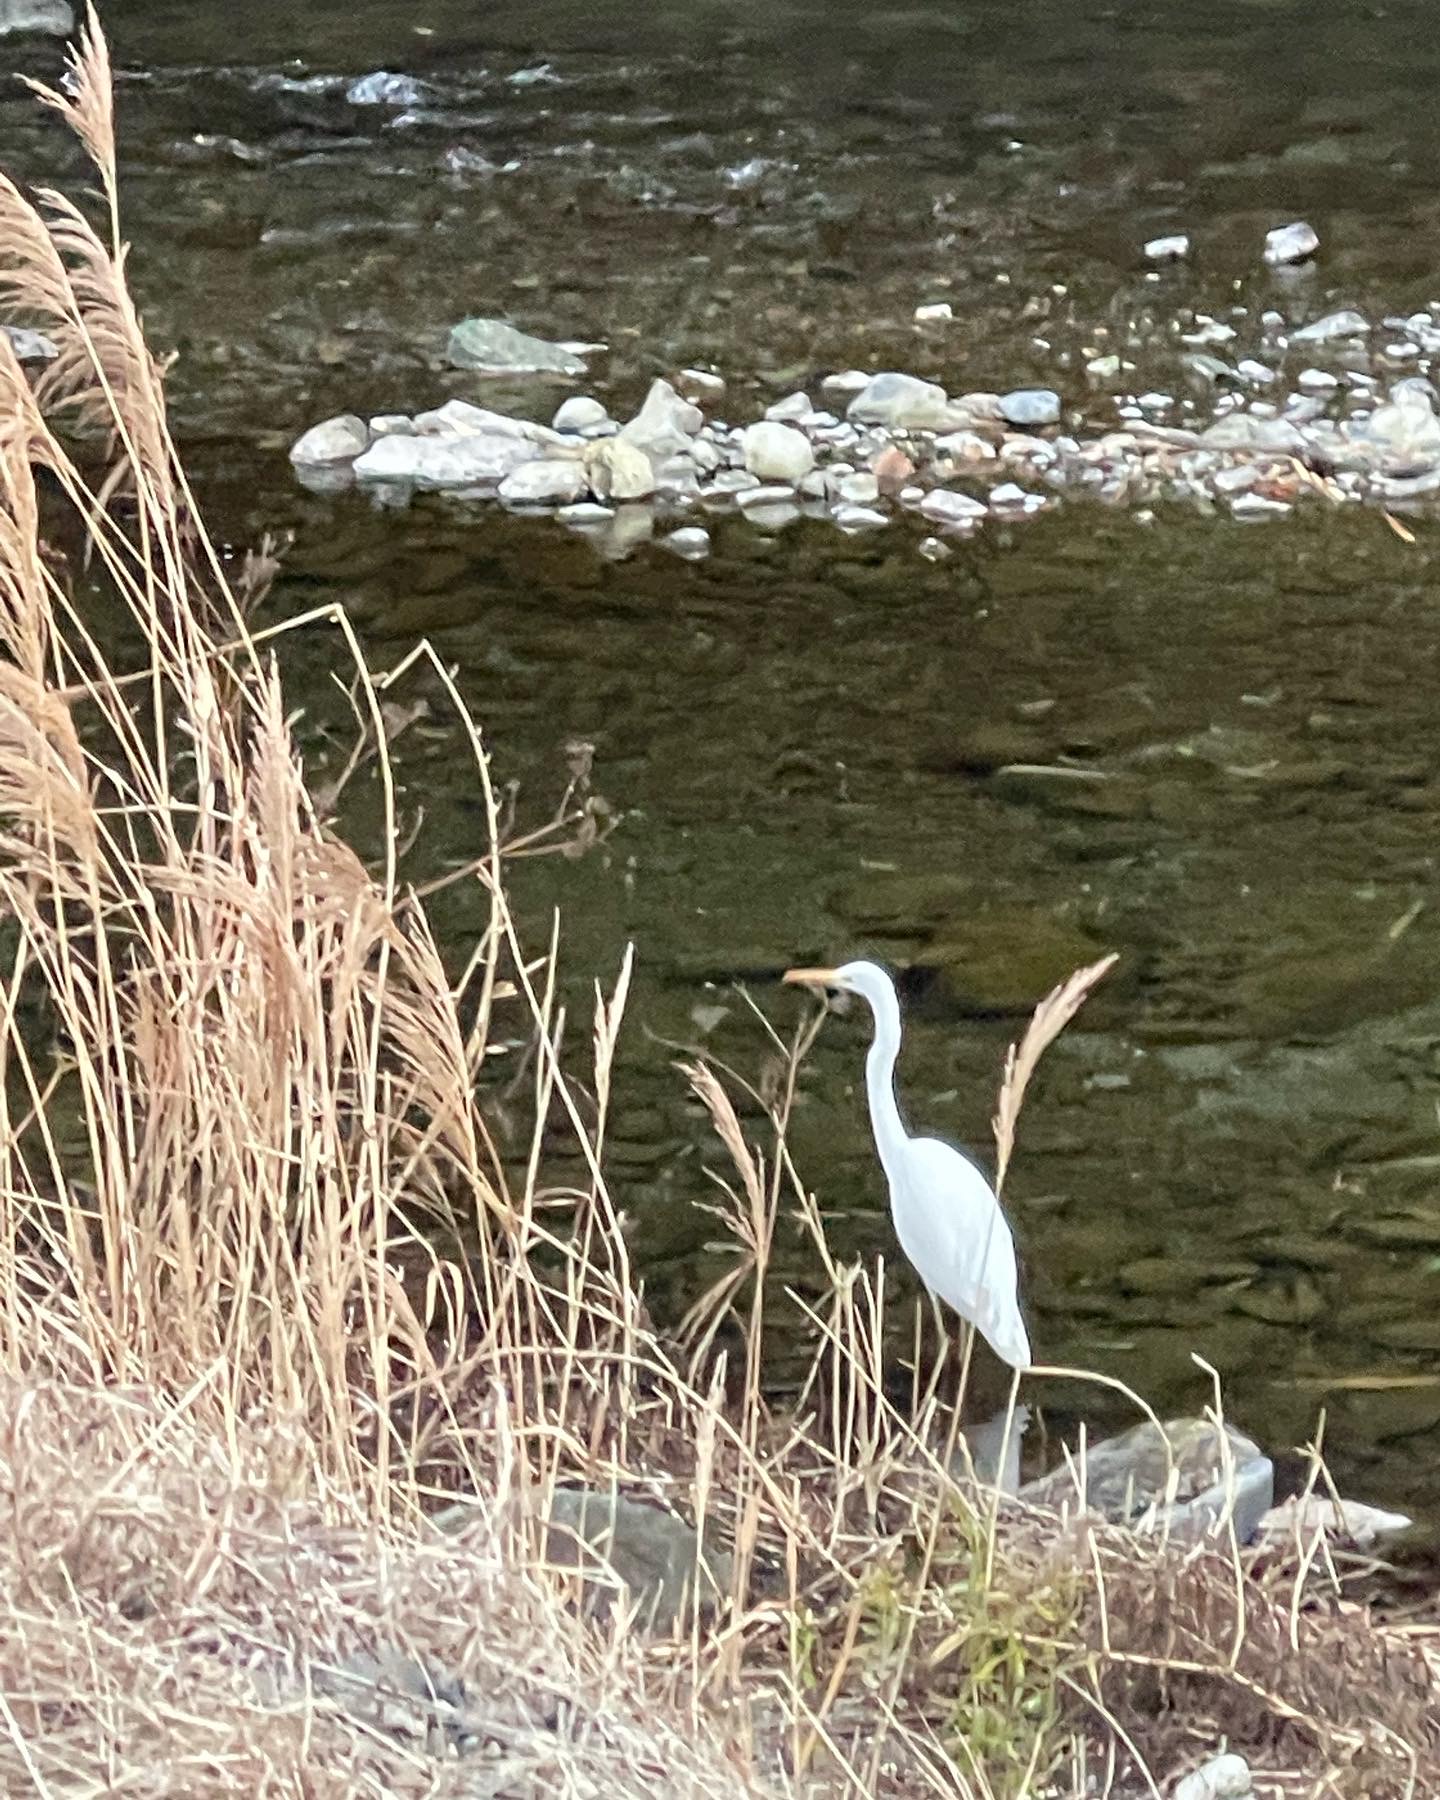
663 525 711 560
346 71 432 106
919 488 986 526
289 414 371 466
0 0 71 35
446 317 588 377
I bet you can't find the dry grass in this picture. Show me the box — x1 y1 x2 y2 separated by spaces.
0 15 1435 1798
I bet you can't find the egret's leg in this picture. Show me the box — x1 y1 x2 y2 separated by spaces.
981 1364 1024 1589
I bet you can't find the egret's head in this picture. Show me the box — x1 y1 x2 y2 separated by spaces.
783 959 896 1010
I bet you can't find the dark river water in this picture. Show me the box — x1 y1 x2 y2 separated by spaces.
7 0 1440 1522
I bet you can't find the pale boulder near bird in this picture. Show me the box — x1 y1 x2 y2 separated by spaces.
783 955 1118 1375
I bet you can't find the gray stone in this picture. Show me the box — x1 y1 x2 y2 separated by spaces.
1292 308 1369 345
557 502 614 524
1339 381 1440 473
1263 221 1319 265
289 414 371 467
997 387 1061 428
552 395 609 433
741 420 814 483
848 371 957 430
618 378 703 459
353 432 538 489
497 459 588 505
919 487 986 526
2 324 58 362
1021 1418 1274 1545
0 0 71 35
446 317 587 376
346 71 432 106
584 437 655 501
368 413 415 437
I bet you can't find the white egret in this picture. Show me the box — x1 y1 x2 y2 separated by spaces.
784 960 1031 1371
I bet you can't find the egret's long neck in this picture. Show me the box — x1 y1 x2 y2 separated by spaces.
862 984 907 1179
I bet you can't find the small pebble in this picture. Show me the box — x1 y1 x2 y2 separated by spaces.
914 301 954 323
663 526 711 559
1144 233 1191 262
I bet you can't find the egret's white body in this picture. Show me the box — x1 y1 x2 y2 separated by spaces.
786 959 1031 1371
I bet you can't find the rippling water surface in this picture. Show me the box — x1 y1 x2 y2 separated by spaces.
7 0 1440 1518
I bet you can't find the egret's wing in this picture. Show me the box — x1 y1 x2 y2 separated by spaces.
891 1136 1031 1369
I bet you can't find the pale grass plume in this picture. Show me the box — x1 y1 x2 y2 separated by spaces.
992 951 1118 1192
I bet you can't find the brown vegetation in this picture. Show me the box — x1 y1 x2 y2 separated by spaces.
0 15 1434 1796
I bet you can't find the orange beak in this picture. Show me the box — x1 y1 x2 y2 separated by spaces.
783 966 839 988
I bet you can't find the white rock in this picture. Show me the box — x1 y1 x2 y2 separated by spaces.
368 413 415 437
676 368 725 401
557 502 615 524
1235 359 1276 385
1292 308 1369 344
1263 221 1319 265
619 378 703 459
552 395 609 433
741 421 815 483
914 301 954 323
919 488 986 526
1230 492 1292 520
739 497 800 528
798 470 828 500
735 483 799 509
497 460 588 505
413 399 564 445
1144 233 1190 261
800 410 839 430
354 432 539 488
1086 353 1122 378
585 437 656 501
663 526 711 560
2 324 58 362
833 504 888 531
1174 1752 1254 1800
918 535 951 561
764 391 812 422
835 471 880 505
689 437 723 474
346 71 432 106
706 469 760 494
822 369 873 398
935 429 997 463
848 371 960 430
1256 1494 1412 1551
990 481 1044 511
290 414 371 466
